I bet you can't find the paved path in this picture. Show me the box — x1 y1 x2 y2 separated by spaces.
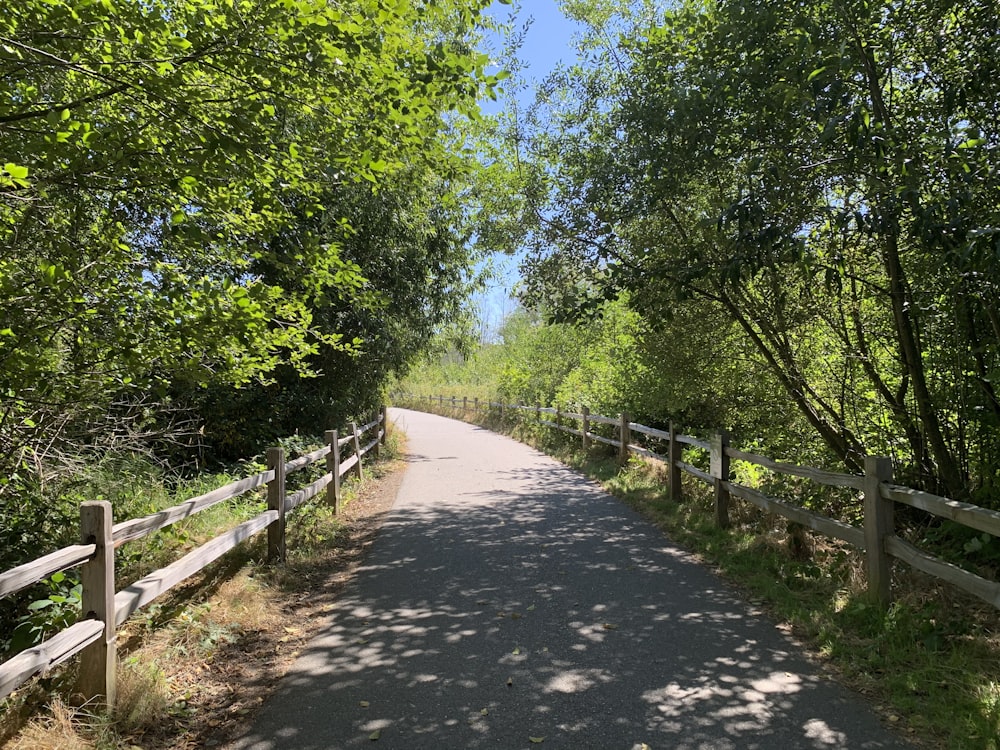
230 409 913 750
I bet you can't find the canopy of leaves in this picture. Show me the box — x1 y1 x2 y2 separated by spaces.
0 0 506 554
496 0 1000 502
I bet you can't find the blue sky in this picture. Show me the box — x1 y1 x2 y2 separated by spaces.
486 1 581 89
472 1 581 339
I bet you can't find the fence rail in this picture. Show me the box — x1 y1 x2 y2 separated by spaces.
397 393 1000 613
0 406 389 706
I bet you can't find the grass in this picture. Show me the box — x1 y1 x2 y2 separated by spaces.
0 431 405 749
401 397 1000 750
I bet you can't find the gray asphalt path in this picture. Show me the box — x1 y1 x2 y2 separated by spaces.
230 408 913 750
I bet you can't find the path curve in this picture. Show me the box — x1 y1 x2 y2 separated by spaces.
229 408 913 749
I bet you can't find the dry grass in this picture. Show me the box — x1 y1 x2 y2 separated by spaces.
7 700 91 750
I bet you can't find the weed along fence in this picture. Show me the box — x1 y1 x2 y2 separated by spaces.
0 407 388 706
400 394 1000 611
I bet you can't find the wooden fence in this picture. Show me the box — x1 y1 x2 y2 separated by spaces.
0 407 388 706
400 394 1000 612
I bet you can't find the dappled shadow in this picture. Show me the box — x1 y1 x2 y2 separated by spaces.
228 410 912 750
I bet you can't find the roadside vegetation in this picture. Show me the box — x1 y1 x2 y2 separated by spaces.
395 396 999 750
0 433 405 750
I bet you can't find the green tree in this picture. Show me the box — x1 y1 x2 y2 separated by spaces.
0 0 511 579
512 0 1000 500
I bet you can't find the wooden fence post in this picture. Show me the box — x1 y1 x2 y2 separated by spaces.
555 404 561 431
267 447 286 563
463 396 468 411
619 412 631 464
669 421 683 502
326 430 341 512
380 405 389 445
78 500 116 706
582 406 590 449
372 411 381 460
351 421 364 480
474 397 479 412
536 402 541 422
710 431 731 528
864 456 895 606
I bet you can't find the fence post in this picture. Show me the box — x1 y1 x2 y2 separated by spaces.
78 500 116 706
326 430 341 512
474 397 479 412
351 421 364 480
669 421 683 502
463 396 468 411
555 404 561 430
710 431 731 528
380 405 388 445
864 456 895 606
582 406 590 449
536 401 541 422
618 412 631 464
500 401 505 420
267 447 286 563
372 410 381 460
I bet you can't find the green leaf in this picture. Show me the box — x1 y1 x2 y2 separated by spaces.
4 163 28 179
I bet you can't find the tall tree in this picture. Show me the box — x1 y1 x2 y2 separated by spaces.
512 0 1000 499
0 0 503 486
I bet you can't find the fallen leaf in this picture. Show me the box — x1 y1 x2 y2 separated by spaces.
369 729 381 741
506 677 513 687
511 612 522 620
529 737 545 744
359 701 370 708
527 604 536 611
480 708 489 716
602 623 618 630
283 627 300 634
512 646 521 655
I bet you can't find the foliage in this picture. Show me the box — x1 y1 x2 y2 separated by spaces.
5 572 82 656
187 161 480 459
0 0 505 496
494 0 1000 503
